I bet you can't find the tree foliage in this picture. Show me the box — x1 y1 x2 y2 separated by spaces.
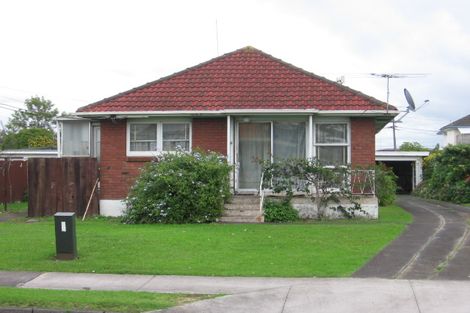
6 96 58 132
1 96 58 150
399 141 429 151
415 144 470 203
1 128 56 149
375 164 398 206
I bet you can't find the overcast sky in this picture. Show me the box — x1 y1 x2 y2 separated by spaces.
1 0 469 149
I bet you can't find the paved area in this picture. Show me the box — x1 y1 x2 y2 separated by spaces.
0 211 25 222
155 279 470 313
354 196 470 280
1 271 470 313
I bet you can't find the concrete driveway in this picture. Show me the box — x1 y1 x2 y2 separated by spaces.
354 196 470 280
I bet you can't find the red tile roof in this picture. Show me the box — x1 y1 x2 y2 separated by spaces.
77 47 393 113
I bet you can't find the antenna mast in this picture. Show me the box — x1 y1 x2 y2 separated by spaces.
215 19 219 56
370 73 426 150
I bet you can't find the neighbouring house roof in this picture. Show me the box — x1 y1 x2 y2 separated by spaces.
0 149 58 160
77 46 397 114
376 150 429 162
438 114 470 134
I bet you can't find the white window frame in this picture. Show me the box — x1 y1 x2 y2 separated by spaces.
313 118 351 164
126 119 192 157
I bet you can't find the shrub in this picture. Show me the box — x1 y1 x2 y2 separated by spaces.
263 199 298 223
375 164 398 206
415 144 470 203
123 150 231 224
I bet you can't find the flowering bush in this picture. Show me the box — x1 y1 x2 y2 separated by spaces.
122 150 231 224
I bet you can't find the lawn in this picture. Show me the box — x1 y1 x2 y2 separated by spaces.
0 287 211 313
0 205 411 277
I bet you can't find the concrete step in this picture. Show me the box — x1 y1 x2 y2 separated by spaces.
219 215 264 223
222 209 260 217
228 195 260 205
224 203 260 211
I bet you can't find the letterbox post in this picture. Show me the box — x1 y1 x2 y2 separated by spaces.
54 212 78 260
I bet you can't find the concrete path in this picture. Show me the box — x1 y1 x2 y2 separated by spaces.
354 195 470 280
2 271 470 313
156 279 470 313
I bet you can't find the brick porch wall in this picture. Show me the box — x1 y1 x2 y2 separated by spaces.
192 118 227 155
350 117 376 167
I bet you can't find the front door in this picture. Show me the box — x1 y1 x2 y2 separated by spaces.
237 122 271 191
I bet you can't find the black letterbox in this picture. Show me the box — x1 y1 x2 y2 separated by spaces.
54 212 77 260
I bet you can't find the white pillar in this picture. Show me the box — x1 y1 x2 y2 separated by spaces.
308 115 313 159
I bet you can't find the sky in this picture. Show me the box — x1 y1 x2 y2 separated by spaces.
1 0 469 149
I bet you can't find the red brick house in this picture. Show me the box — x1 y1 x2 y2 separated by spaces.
58 47 398 217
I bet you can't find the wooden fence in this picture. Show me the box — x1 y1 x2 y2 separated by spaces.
0 159 28 204
28 158 99 217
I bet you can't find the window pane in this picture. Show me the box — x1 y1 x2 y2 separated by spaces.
130 141 157 151
163 141 190 151
62 121 90 156
163 124 189 140
131 124 156 141
130 124 157 151
163 123 190 151
316 146 347 165
316 124 347 143
273 122 306 160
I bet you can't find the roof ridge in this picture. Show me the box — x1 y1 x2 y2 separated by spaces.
77 47 254 112
246 48 393 110
77 46 396 113
439 114 470 130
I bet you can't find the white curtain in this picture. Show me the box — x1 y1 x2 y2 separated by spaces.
273 122 306 160
238 123 271 189
62 121 90 156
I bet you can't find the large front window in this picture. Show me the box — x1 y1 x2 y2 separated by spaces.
273 121 306 160
127 121 191 156
314 123 349 164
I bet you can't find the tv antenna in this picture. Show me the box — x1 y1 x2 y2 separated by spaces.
389 88 430 150
370 73 428 149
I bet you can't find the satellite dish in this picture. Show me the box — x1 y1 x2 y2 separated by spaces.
404 88 416 112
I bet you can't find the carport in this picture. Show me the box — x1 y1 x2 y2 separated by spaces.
375 151 429 194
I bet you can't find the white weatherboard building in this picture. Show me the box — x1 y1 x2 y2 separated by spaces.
438 114 470 147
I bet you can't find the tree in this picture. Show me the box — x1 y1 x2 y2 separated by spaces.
6 96 58 132
399 141 429 152
1 128 56 150
1 96 59 150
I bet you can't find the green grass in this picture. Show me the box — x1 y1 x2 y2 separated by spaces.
463 203 470 207
1 201 28 213
0 205 411 277
0 287 211 313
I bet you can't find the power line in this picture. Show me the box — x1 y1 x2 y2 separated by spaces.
0 102 22 110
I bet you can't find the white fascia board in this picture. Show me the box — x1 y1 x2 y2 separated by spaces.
56 116 91 121
458 127 470 134
74 108 397 118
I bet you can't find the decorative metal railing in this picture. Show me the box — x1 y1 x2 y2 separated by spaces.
259 169 375 199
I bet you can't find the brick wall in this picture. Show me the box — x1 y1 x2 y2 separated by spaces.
100 118 228 200
99 120 149 200
351 117 376 167
192 118 227 155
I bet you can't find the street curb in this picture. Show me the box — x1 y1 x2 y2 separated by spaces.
0 308 107 313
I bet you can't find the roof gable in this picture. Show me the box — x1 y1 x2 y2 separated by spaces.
440 114 470 131
77 47 392 113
